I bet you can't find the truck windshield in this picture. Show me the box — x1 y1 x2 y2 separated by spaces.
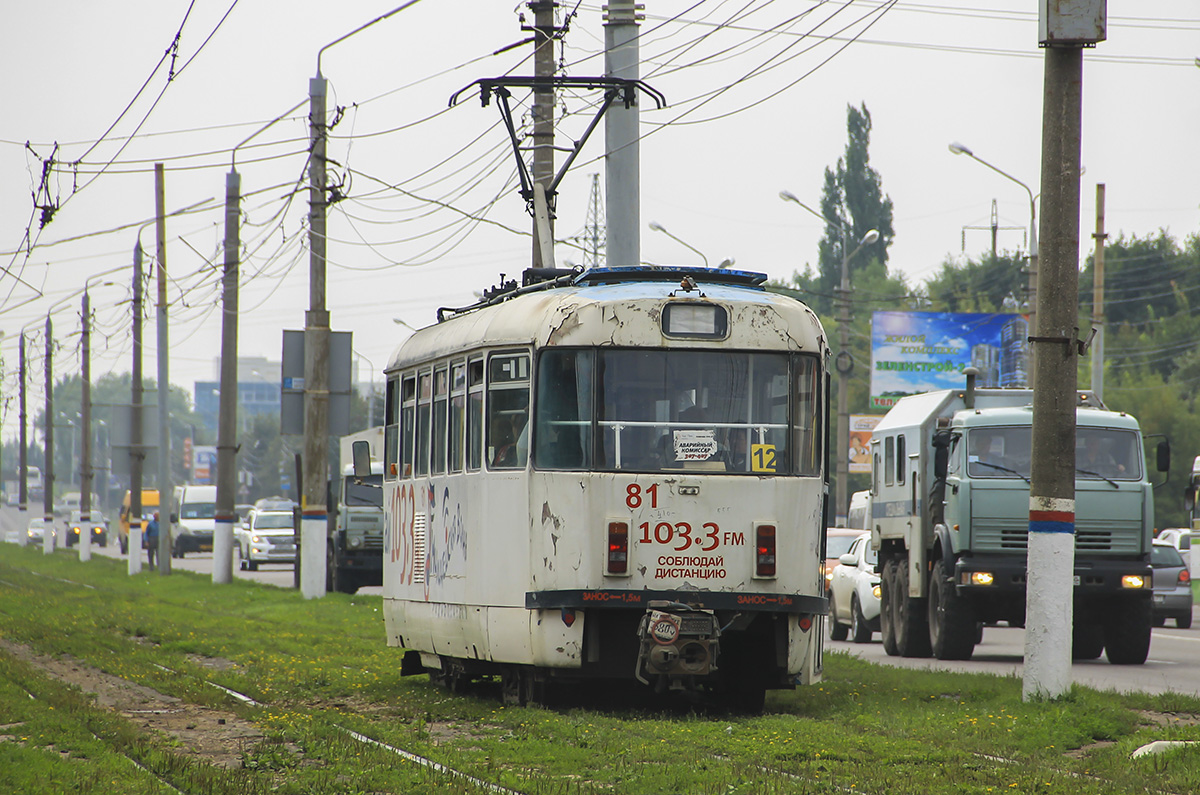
534 349 821 475
967 426 1142 481
344 475 383 508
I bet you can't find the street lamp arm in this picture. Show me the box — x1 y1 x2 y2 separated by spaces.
318 0 425 75
648 222 709 268
779 190 850 234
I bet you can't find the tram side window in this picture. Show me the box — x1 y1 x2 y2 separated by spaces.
792 355 821 476
415 371 432 476
384 375 400 480
488 353 530 469
466 357 484 471
432 366 448 475
449 361 466 473
400 375 416 478
534 349 594 470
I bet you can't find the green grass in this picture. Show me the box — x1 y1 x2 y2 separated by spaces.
1 545 1199 794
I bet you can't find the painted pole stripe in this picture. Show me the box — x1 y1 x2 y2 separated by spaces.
302 511 327 520
1029 520 1075 534
1029 509 1075 524
1030 495 1074 513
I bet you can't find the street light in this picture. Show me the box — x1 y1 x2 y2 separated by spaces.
648 221 709 268
779 189 879 524
948 141 1038 339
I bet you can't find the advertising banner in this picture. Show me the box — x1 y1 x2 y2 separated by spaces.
193 446 217 485
871 311 1028 410
849 415 883 473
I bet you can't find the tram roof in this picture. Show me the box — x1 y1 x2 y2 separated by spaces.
386 265 826 372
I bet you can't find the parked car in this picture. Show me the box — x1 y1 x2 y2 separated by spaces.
823 527 864 595
66 511 108 547
828 531 882 642
1151 540 1193 629
235 509 296 571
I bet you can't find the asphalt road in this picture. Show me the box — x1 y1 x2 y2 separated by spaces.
4 505 1194 694
0 504 381 596
827 614 1200 697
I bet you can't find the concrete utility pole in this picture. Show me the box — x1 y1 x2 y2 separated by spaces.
214 169 241 585
530 0 558 267
1091 183 1106 401
43 316 54 553
130 243 145 576
80 289 92 562
155 163 172 574
604 1 641 269
18 335 26 521
302 71 332 600
297 0 422 597
1024 2 1101 701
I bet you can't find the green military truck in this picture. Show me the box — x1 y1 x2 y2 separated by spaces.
327 428 385 594
869 370 1168 664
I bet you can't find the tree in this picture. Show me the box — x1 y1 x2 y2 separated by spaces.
923 252 1028 314
799 103 896 316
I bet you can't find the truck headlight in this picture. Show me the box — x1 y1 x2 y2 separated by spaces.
347 534 364 549
963 571 995 586
1121 575 1146 589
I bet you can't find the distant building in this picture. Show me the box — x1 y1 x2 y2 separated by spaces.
970 343 1001 388
1000 317 1029 387
194 357 282 434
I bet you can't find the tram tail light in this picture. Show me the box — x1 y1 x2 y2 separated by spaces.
755 524 776 578
607 521 629 575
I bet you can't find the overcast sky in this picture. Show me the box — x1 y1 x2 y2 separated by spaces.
1 1 1197 443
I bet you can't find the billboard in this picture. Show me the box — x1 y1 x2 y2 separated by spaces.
871 311 1028 410
849 415 883 473
193 446 217 485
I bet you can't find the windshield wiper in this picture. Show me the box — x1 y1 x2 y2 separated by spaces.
974 461 1030 483
1076 468 1119 488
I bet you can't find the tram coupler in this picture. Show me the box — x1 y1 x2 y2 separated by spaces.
634 601 721 688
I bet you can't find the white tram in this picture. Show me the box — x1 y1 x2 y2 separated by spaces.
380 265 829 710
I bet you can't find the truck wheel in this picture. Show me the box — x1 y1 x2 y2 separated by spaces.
850 595 873 643
879 559 899 656
1072 621 1104 660
894 559 932 658
828 591 849 641
928 558 976 660
1104 598 1152 665
328 545 359 594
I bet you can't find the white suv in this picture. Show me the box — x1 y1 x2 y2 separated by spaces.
235 510 296 571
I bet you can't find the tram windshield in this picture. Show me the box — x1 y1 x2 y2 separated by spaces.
534 349 821 475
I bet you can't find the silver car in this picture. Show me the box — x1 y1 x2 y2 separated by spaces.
1151 541 1193 629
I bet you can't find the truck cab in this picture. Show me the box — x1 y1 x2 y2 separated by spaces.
871 372 1166 664
328 428 385 594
